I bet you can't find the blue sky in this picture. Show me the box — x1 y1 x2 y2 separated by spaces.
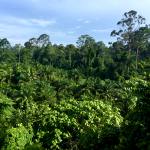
0 0 150 45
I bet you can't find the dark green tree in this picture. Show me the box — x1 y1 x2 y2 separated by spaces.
111 10 146 72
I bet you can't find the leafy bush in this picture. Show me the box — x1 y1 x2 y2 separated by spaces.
34 99 123 149
3 124 33 150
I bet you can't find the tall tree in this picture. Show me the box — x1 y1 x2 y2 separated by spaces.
65 44 77 68
76 34 95 48
76 35 96 68
24 38 37 49
133 26 150 69
37 34 51 47
111 10 146 72
0 38 11 51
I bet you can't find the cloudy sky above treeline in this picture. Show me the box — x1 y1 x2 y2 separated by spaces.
0 0 149 45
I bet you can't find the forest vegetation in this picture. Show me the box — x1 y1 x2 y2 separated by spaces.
0 10 150 150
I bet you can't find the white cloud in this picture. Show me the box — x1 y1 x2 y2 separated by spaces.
77 18 91 24
84 20 90 24
0 19 76 45
68 31 75 34
30 19 56 27
91 28 113 33
0 15 56 27
0 15 58 44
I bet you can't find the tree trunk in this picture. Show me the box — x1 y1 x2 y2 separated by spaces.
127 44 131 74
136 47 139 70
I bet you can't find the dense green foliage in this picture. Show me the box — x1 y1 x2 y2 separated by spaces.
0 10 150 149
